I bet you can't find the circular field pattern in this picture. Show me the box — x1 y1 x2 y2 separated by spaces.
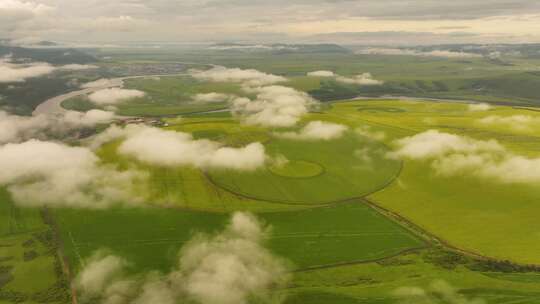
269 160 324 178
208 134 402 205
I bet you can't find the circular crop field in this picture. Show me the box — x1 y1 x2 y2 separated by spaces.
269 160 324 178
208 134 402 204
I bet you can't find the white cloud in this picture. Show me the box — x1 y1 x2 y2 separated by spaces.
336 73 384 85
0 140 146 208
391 129 540 184
0 60 55 83
478 115 540 132
189 67 316 127
307 70 383 86
190 66 287 87
75 212 290 304
307 70 335 77
59 64 99 71
0 110 116 144
468 103 493 111
0 57 98 83
232 85 317 127
274 121 348 140
357 48 483 58
76 251 128 297
88 88 145 105
192 92 234 103
389 130 503 159
62 109 116 126
81 78 119 89
94 125 267 171
355 125 386 141
0 111 50 143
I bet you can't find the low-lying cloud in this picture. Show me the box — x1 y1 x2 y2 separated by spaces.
336 73 384 85
0 57 98 83
0 139 145 208
88 88 146 105
393 280 484 304
357 48 482 59
192 92 234 103
274 121 348 140
93 125 268 171
307 70 335 77
390 129 540 184
76 212 290 304
189 67 317 127
478 115 540 132
232 85 317 127
0 110 116 144
307 70 383 85
190 66 287 87
81 78 119 89
356 125 387 141
468 103 493 112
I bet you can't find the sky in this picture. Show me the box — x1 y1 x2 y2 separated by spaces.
2 0 540 45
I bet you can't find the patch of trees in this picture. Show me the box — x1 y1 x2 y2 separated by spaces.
423 248 540 273
23 250 38 262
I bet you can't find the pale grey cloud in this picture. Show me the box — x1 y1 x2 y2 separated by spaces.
274 121 348 140
3 0 540 44
0 139 146 208
88 88 145 105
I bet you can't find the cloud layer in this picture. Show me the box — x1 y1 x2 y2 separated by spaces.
93 125 268 171
0 139 145 208
76 212 290 304
478 115 540 132
232 85 317 127
190 67 317 127
192 92 234 103
274 121 348 140
0 57 97 83
357 48 482 58
391 129 540 184
0 110 116 144
190 66 287 87
88 88 146 105
307 70 383 86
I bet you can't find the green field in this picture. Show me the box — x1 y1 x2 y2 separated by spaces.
209 133 401 204
55 202 424 272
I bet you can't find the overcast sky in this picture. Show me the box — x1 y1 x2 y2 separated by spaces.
2 0 540 45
